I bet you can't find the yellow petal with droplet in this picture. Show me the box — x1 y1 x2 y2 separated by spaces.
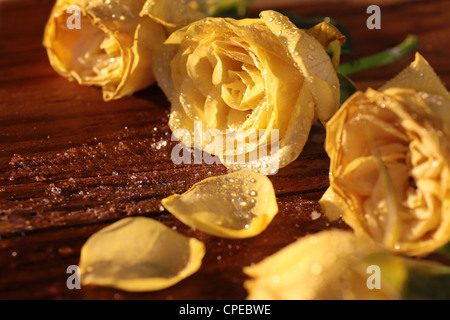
380 52 450 99
140 0 206 31
161 171 278 239
380 52 450 135
260 10 343 124
306 22 345 70
79 217 205 292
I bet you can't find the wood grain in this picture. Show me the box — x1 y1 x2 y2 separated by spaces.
0 0 449 300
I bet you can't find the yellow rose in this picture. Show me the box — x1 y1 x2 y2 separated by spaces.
43 0 204 101
320 53 450 256
244 229 402 300
154 10 344 173
244 228 450 299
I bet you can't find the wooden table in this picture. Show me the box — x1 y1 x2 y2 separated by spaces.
0 0 449 300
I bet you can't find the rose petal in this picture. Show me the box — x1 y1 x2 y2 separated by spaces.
260 10 342 123
79 217 205 292
161 171 278 238
140 0 206 31
380 52 450 100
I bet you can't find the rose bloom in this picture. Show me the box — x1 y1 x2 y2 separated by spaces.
320 53 450 256
244 228 450 300
43 0 204 101
154 10 344 173
244 230 402 300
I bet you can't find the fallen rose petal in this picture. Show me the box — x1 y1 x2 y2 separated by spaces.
79 217 205 292
162 170 278 239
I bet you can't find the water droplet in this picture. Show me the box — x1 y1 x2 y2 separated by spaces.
152 140 168 150
310 210 321 220
307 55 314 60
248 190 257 196
239 200 248 207
309 44 315 50
225 177 235 183
50 185 61 195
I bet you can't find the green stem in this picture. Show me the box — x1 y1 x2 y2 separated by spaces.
338 35 419 75
438 242 450 258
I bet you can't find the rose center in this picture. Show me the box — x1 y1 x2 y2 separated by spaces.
55 13 122 84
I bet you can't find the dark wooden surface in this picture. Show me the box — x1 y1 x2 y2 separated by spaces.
0 0 449 300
